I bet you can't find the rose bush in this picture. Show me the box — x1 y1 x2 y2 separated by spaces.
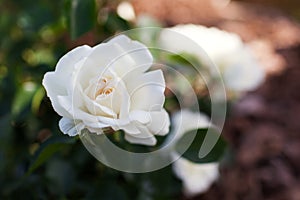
43 35 170 146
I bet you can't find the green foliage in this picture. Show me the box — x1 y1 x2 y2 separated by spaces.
103 12 131 33
175 128 227 163
0 0 136 198
12 82 38 116
27 135 77 176
64 0 96 39
166 53 202 69
137 165 182 199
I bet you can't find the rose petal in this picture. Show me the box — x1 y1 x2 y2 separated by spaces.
56 94 119 128
59 117 84 136
56 95 99 124
147 109 170 136
42 46 91 118
116 123 140 134
124 124 157 146
84 115 130 129
43 73 72 118
56 45 92 74
83 93 117 117
129 110 151 124
77 35 153 89
118 85 131 119
126 70 165 111
108 35 153 77
86 126 105 134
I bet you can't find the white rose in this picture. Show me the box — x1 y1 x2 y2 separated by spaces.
171 110 219 197
42 35 170 146
159 24 265 93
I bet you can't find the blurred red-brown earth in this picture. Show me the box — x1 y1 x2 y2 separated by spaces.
132 0 300 199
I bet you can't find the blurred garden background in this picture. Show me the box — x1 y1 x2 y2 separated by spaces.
1 0 300 199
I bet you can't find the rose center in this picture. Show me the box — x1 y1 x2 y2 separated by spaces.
94 77 115 99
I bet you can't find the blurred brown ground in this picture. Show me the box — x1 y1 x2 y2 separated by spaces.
132 0 300 199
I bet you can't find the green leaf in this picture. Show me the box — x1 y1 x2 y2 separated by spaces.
26 135 76 176
0 114 13 148
166 52 201 68
103 12 130 33
86 181 128 200
65 0 96 39
139 165 182 199
175 128 227 163
46 159 75 195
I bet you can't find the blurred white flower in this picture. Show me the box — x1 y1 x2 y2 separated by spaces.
43 35 170 146
117 1 136 21
159 24 265 93
173 157 219 196
171 110 219 197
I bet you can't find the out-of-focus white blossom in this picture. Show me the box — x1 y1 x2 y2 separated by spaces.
159 24 265 93
171 110 219 197
173 157 219 196
117 1 136 21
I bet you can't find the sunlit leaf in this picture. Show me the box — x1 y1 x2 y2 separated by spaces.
11 82 37 116
166 52 201 68
31 86 45 114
